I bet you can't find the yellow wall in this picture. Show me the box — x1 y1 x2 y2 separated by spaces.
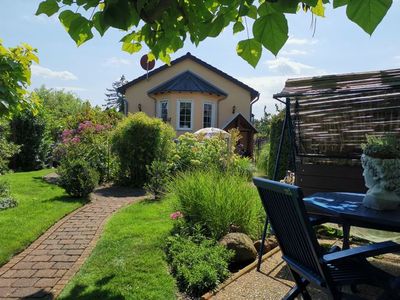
124 58 253 133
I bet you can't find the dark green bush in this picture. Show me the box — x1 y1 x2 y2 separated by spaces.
169 169 264 240
267 111 294 180
144 160 171 200
0 119 20 174
165 234 233 297
9 110 51 171
256 143 269 175
111 112 175 187
58 159 99 197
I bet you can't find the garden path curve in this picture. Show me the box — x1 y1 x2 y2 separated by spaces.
0 186 146 300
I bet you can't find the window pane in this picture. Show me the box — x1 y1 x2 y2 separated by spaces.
203 103 212 128
179 102 191 128
160 101 168 122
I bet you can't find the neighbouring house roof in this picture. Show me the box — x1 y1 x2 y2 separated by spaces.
118 52 259 100
147 70 227 97
222 112 258 133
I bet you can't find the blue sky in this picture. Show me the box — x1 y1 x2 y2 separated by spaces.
1 0 399 118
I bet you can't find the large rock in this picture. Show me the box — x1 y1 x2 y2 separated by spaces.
254 237 278 255
220 233 257 263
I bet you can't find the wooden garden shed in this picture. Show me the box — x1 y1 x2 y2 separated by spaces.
273 68 400 196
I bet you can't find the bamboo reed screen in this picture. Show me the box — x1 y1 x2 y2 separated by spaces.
274 69 400 162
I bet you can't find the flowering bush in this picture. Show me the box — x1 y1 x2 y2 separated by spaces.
55 120 115 183
0 180 18 211
172 129 255 180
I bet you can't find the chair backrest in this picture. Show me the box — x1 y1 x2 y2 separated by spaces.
253 177 326 282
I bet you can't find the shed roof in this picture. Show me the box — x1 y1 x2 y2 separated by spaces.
147 70 227 96
274 68 400 98
222 113 258 133
118 52 259 100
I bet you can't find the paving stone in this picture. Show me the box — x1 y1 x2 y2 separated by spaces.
0 287 16 297
29 255 52 262
34 278 60 288
0 278 15 287
11 261 35 270
34 269 58 278
9 269 36 278
32 262 55 270
11 278 39 287
9 287 48 298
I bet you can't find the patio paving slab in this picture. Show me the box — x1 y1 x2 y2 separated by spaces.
0 185 146 299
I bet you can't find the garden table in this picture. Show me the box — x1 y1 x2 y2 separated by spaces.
304 192 400 249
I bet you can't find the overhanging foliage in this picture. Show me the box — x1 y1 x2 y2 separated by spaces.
36 0 394 67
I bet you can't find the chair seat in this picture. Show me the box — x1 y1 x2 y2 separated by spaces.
326 258 389 286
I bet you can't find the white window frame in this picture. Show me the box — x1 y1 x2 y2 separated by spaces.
158 100 168 121
176 100 194 130
202 101 216 128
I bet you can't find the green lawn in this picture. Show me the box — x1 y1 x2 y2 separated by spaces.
0 169 85 266
59 197 177 300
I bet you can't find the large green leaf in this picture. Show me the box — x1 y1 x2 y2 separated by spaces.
253 13 288 56
122 42 142 54
59 11 93 46
103 0 139 30
92 12 109 36
233 21 245 34
268 0 300 14
333 0 348 8
347 0 392 35
236 38 262 68
208 15 225 37
35 0 59 17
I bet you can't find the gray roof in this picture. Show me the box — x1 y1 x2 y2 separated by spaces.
148 70 227 96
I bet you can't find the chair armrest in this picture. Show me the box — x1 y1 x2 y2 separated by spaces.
322 241 400 263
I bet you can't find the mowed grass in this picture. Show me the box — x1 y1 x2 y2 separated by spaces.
0 169 86 266
59 197 177 300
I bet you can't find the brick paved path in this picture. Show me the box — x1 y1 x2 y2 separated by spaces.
0 186 145 299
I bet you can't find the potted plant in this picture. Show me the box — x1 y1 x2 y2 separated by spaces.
361 134 400 210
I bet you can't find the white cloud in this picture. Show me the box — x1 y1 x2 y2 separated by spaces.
103 57 132 67
239 76 288 118
31 65 78 81
266 57 315 75
54 86 87 92
286 37 318 46
280 49 308 56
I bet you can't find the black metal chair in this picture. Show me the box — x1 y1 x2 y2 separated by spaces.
253 177 400 300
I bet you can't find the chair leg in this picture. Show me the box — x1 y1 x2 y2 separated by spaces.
285 270 311 300
257 216 269 271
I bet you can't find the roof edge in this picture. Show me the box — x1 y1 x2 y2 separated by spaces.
118 52 260 100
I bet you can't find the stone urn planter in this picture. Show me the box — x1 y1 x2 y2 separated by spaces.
361 154 400 211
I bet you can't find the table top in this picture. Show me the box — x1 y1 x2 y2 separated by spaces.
304 192 400 232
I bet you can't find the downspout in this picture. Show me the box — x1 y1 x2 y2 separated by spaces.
217 94 227 128
148 93 158 117
250 93 260 123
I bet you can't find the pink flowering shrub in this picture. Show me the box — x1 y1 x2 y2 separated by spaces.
170 211 183 220
55 120 116 183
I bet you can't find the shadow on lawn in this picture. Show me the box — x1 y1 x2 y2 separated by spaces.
60 275 124 300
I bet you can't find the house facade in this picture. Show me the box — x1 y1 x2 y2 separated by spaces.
118 52 259 156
